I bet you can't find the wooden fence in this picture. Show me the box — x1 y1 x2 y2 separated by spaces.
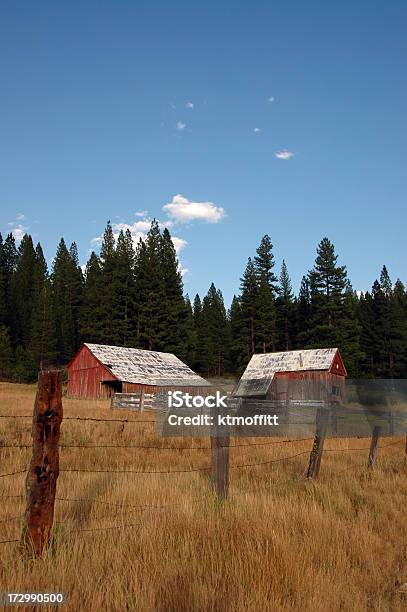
110 391 155 412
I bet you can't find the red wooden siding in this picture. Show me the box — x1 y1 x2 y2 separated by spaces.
67 345 118 399
271 370 346 402
329 351 347 377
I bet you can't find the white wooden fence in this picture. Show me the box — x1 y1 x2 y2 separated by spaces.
110 391 156 412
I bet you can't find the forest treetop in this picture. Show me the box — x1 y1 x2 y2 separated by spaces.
0 221 406 381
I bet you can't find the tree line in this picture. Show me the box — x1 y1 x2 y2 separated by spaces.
0 221 406 381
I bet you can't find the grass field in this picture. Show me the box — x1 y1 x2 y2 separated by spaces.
0 382 406 611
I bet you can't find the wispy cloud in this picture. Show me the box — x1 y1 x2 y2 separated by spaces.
186 101 194 109
135 210 148 217
254 127 262 133
176 121 186 131
163 194 226 224
267 96 275 103
275 150 295 160
16 213 26 221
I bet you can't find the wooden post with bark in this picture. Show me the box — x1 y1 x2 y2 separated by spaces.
307 406 328 479
139 389 145 412
367 425 381 470
21 370 63 557
210 407 230 500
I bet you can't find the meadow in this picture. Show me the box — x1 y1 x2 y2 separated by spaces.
0 382 406 611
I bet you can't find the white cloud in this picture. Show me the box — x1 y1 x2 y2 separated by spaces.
11 224 28 242
186 101 194 109
163 194 226 224
267 96 275 103
176 120 186 131
8 214 29 242
254 127 262 133
275 150 295 160
135 210 148 217
171 236 187 253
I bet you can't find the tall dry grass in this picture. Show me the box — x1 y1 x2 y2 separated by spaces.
0 382 406 611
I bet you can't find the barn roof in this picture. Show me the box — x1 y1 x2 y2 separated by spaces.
234 348 342 397
83 343 210 387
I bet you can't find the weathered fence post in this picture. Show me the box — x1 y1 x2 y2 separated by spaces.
21 370 63 557
367 425 381 470
210 404 230 500
307 406 328 479
139 389 145 413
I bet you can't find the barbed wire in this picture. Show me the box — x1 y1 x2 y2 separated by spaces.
0 438 313 451
0 414 156 423
0 469 27 479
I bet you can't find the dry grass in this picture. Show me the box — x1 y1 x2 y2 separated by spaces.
0 382 406 611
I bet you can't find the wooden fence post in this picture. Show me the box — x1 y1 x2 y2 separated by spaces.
139 389 145 412
307 407 328 479
21 370 63 557
210 407 230 500
367 425 381 470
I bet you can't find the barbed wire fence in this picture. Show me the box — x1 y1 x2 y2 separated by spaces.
0 371 405 554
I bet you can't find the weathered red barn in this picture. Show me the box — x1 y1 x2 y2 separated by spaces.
67 343 210 399
233 348 347 401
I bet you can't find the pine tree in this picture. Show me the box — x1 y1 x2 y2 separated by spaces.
0 325 13 379
28 244 56 371
192 294 204 371
229 295 245 373
10 234 37 348
254 235 279 295
392 279 407 377
338 284 364 377
296 275 311 347
111 229 136 346
183 295 198 367
3 233 18 331
358 291 376 377
371 268 407 377
135 220 166 350
199 284 230 376
0 234 6 325
98 221 117 345
306 237 348 347
255 273 276 353
52 238 83 363
276 260 295 350
159 227 187 357
80 252 104 342
239 257 258 362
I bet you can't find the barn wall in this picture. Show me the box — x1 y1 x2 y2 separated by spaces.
270 370 345 402
67 345 117 399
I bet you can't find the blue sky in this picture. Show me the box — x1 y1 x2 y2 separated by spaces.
1 1 406 305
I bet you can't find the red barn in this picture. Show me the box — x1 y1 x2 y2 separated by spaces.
234 348 347 402
67 343 210 399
